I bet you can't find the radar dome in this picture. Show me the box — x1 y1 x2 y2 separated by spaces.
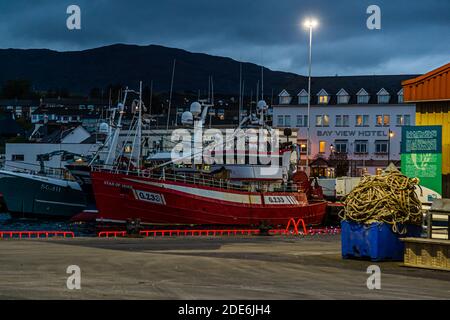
181 111 193 125
190 102 202 116
99 122 109 134
257 100 268 110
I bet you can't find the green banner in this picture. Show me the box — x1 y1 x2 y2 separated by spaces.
401 126 442 195
401 153 442 195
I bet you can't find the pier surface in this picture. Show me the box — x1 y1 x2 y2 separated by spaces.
0 235 449 299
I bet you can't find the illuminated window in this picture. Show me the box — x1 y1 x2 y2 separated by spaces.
383 115 390 126
124 144 133 153
317 89 329 105
319 141 326 153
319 95 329 104
299 140 307 153
316 115 329 127
356 115 369 127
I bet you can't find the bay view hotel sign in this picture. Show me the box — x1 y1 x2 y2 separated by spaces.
272 74 417 176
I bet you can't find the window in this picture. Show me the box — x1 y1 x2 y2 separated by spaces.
404 115 411 126
317 89 329 105
319 141 326 154
335 140 348 153
336 115 349 127
277 115 284 126
396 115 411 126
375 140 388 154
357 88 370 104
378 95 390 104
299 96 308 104
319 95 329 104
36 154 50 162
357 95 369 104
316 115 329 127
124 144 133 153
354 140 368 154
376 115 390 126
377 88 390 104
398 89 404 103
336 89 350 104
298 140 307 153
356 115 369 127
12 154 25 161
296 115 308 127
61 154 75 161
337 95 349 104
284 115 291 127
278 90 292 105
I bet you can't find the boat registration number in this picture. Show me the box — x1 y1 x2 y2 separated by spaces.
134 190 166 205
264 196 298 205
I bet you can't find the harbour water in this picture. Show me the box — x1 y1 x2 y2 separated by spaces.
0 213 96 236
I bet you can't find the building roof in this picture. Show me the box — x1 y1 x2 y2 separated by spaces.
276 74 418 105
402 62 450 102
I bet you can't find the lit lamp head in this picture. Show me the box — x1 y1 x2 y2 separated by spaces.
389 130 395 138
303 18 318 29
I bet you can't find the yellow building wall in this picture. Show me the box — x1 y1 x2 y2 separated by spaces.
416 111 450 175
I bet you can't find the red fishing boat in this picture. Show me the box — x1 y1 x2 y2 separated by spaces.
90 168 327 226
89 86 327 227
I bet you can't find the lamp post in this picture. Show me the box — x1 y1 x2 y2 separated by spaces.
303 18 318 176
388 129 394 166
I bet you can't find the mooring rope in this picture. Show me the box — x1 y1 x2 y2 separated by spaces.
339 171 423 233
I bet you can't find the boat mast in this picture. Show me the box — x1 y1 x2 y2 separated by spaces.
166 59 176 130
105 87 128 166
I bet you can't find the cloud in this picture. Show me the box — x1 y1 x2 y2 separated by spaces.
0 0 448 75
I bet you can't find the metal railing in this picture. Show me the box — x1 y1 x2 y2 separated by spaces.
92 165 299 193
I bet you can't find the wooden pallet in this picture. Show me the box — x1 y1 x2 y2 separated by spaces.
402 238 450 271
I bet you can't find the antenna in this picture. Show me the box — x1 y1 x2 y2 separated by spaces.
166 59 176 130
149 80 153 118
261 65 264 100
239 63 242 122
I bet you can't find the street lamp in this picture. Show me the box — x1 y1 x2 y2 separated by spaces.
388 129 394 166
303 18 318 176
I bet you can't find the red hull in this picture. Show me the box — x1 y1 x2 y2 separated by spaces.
91 171 327 227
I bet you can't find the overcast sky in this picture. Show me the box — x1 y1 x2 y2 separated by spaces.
0 0 448 76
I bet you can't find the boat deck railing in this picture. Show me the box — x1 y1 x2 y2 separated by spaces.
92 166 299 193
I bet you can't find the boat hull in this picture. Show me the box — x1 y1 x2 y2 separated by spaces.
91 171 327 226
0 171 87 218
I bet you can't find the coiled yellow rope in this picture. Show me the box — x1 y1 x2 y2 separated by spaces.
340 171 423 232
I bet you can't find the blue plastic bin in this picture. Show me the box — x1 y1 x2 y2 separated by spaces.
341 221 422 261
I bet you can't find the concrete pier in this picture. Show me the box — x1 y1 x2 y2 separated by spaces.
0 235 449 299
